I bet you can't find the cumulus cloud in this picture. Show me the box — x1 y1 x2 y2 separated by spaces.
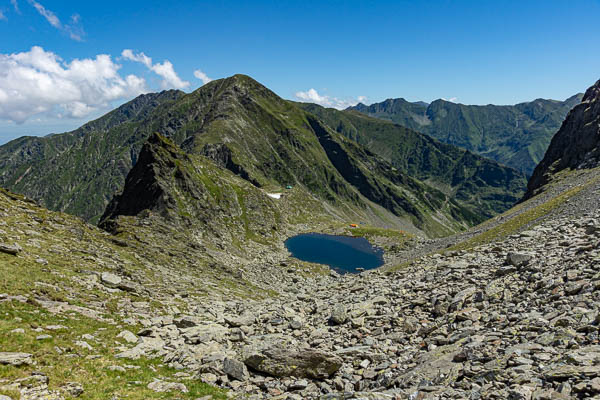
0 10 6 21
27 0 85 41
295 88 367 110
193 69 212 85
0 46 148 123
122 49 190 90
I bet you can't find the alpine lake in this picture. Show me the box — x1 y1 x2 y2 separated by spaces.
284 233 384 274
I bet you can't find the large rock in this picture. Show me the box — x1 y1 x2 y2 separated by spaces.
0 243 21 255
223 357 249 381
329 304 347 325
506 252 533 267
100 272 122 287
0 352 32 366
242 342 342 379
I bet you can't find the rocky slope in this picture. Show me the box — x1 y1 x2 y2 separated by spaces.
3 77 600 400
526 79 600 199
1 75 525 236
2 162 600 399
349 93 583 175
297 102 527 222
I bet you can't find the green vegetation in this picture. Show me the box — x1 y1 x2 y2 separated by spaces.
0 74 536 237
0 301 227 400
347 226 412 241
296 102 528 222
349 94 583 175
0 188 236 399
448 170 599 251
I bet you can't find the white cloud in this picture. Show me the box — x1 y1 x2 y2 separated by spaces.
193 69 212 85
27 0 85 41
29 0 59 27
0 46 148 123
295 88 367 110
122 49 190 90
0 10 6 21
442 97 458 103
11 0 20 13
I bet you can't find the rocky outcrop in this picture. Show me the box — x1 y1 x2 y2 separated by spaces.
99 132 281 244
526 79 600 198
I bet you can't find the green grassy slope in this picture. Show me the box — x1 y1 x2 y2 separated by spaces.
297 103 527 221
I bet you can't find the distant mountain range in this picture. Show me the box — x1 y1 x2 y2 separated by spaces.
349 94 583 175
296 103 526 223
0 75 528 237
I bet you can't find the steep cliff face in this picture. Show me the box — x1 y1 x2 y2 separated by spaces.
525 80 600 199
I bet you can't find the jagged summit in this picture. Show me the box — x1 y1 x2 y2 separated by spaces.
525 79 600 199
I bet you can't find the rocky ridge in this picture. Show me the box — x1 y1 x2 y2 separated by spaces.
526 79 600 199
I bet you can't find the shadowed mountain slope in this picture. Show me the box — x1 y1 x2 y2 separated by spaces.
297 103 527 221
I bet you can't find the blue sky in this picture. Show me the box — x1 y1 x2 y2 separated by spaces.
1 0 599 143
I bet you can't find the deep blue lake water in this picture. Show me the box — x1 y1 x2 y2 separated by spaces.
284 233 384 273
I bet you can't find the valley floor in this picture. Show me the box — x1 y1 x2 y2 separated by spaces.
1 168 600 399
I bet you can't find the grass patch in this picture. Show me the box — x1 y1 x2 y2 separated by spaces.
347 226 413 241
0 301 228 400
448 182 586 251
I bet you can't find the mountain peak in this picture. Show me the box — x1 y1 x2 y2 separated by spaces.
583 79 600 103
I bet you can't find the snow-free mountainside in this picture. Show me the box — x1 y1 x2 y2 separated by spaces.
1 78 600 399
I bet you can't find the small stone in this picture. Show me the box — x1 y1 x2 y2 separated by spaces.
289 379 309 390
456 307 481 322
117 330 138 344
75 340 93 350
147 379 188 393
45 325 67 331
36 334 52 340
200 373 218 384
506 252 533 267
62 382 84 397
